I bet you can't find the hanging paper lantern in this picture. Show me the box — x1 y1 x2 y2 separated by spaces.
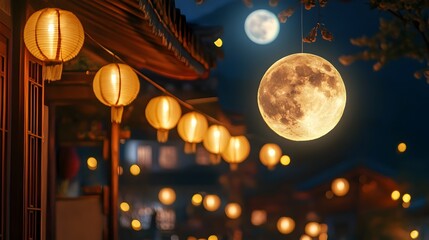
145 96 182 143
177 111 208 153
203 124 231 164
221 135 250 170
331 178 350 197
259 143 282 170
203 194 221 212
277 217 295 234
225 202 242 219
158 187 176 205
93 63 140 123
23 8 84 81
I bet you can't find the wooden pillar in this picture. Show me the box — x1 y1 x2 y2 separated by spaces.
110 122 119 240
7 0 27 239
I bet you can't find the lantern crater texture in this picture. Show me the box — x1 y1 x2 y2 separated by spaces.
23 8 84 81
257 53 346 141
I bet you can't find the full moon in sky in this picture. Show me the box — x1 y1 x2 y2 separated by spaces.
257 53 347 141
244 9 280 45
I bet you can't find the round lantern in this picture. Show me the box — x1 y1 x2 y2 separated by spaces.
93 63 140 123
225 202 242 219
259 143 282 170
23 8 84 81
221 135 250 170
203 125 231 164
277 217 295 234
145 96 182 143
177 111 208 153
158 187 176 205
331 178 350 197
203 194 221 212
305 222 321 237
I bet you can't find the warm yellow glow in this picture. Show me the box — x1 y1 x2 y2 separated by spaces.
87 157 97 170
331 178 350 197
251 210 267 226
118 166 123 175
402 193 411 203
158 187 176 205
93 63 140 123
277 217 295 234
203 125 231 155
319 233 328 240
23 8 85 80
145 96 182 142
305 222 321 237
120 202 130 212
178 112 208 153
203 194 221 212
300 235 312 240
221 136 250 170
319 223 328 233
257 53 346 141
280 155 291 166
225 203 242 219
131 219 141 230
187 237 197 240
391 190 400 201
410 230 419 239
259 143 282 170
402 201 411 208
214 38 223 47
397 142 407 153
208 235 218 240
130 164 141 176
192 193 203 206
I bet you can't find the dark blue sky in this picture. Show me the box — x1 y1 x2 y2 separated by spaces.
176 0 429 196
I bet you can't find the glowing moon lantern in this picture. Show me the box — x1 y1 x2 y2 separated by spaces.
221 135 250 170
244 9 280 45
277 217 295 234
203 125 231 164
23 8 84 81
177 111 208 153
93 63 140 123
331 178 350 197
158 187 176 205
257 53 346 141
203 194 221 212
145 96 182 143
259 143 282 170
225 203 242 219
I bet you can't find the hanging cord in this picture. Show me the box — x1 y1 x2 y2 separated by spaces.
300 1 304 53
84 32 225 126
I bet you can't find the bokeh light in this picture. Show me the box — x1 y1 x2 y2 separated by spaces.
192 193 203 206
130 164 140 176
410 230 419 239
391 190 400 201
120 202 130 212
131 219 141 230
402 193 411 203
397 142 407 153
214 38 223 47
87 157 97 170
280 155 291 166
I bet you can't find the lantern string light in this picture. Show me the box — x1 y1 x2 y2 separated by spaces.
85 32 225 127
